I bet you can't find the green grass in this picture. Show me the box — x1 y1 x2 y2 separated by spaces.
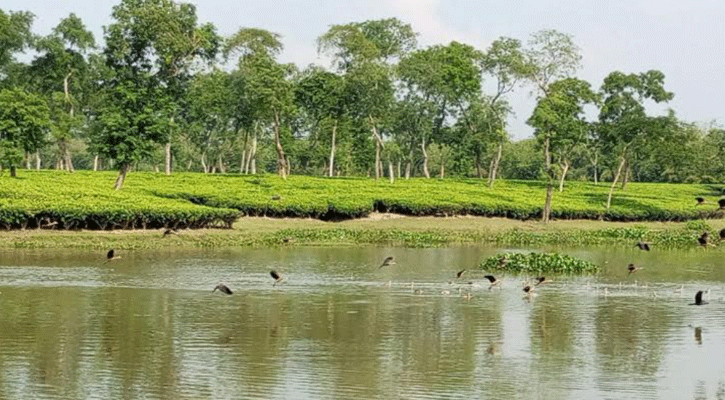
0 170 723 230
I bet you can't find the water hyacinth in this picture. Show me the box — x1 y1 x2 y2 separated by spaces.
480 252 600 274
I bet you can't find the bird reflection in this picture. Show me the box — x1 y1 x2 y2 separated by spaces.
695 326 702 345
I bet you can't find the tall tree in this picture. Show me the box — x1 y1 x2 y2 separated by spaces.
318 18 417 179
525 29 582 222
0 8 34 85
480 37 533 186
225 28 295 178
29 13 95 171
0 88 50 177
598 70 674 209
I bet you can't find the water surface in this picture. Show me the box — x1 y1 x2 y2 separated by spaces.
1 246 724 399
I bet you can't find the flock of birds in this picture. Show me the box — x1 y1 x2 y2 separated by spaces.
102 202 725 306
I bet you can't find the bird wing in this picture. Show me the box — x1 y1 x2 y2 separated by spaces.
107 250 114 259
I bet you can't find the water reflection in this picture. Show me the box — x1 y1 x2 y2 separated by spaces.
1 246 725 399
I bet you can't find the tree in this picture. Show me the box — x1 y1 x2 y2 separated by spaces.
225 28 295 179
598 70 674 209
480 37 533 186
295 66 347 177
524 29 582 222
0 8 34 84
398 41 482 179
0 88 50 177
318 18 417 179
28 13 95 172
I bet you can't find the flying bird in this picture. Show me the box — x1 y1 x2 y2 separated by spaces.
627 263 642 274
484 275 501 289
379 256 396 269
213 284 233 295
635 241 650 251
696 197 706 205
456 269 467 279
105 249 122 262
270 270 284 285
690 290 708 306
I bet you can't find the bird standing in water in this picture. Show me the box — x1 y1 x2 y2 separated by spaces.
635 241 651 251
105 249 122 263
270 270 284 285
484 275 501 289
379 256 396 269
213 284 233 295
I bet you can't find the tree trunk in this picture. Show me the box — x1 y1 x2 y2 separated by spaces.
475 152 483 179
405 149 412 179
388 160 394 184
10 165 17 177
164 143 172 175
621 159 629 190
421 137 430 179
93 155 99 171
606 156 627 210
113 163 130 190
397 160 401 178
35 152 40 170
329 121 337 177
25 152 30 169
217 153 225 174
273 109 287 179
542 134 553 223
369 115 384 180
248 131 257 174
488 142 503 188
240 150 246 173
558 160 570 192
201 152 208 173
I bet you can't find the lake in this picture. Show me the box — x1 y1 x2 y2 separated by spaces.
1 245 724 399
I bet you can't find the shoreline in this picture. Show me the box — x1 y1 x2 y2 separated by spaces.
0 214 719 250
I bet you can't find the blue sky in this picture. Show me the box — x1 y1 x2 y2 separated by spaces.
3 0 724 139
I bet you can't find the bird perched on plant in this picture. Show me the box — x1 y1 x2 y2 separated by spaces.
627 263 642 274
379 256 396 269
105 249 121 263
696 197 706 205
690 290 708 306
270 270 284 285
635 241 651 251
213 284 233 295
484 275 501 289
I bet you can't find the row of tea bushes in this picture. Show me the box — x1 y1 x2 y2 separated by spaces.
1 171 723 229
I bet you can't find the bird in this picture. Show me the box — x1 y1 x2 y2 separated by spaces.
213 284 233 295
523 284 534 294
698 232 710 247
696 196 706 205
719 228 725 240
270 270 284 285
484 275 501 289
162 228 177 237
105 249 121 262
535 276 549 285
719 199 725 210
378 256 396 269
627 263 642 274
456 269 467 278
635 241 650 251
690 290 708 306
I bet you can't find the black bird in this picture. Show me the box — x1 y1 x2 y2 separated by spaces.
270 270 284 285
690 290 708 306
379 256 396 269
696 197 706 205
105 249 122 262
719 199 725 209
698 232 710 247
719 228 725 240
523 285 534 294
456 269 467 279
535 276 548 285
635 241 651 251
627 263 641 274
213 284 233 295
484 275 501 289
163 228 177 237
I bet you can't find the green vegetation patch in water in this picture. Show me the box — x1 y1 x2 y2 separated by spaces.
480 252 601 274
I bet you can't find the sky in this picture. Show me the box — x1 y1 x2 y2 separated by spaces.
3 0 724 140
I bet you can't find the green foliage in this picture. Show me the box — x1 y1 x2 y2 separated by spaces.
0 87 51 173
480 252 600 273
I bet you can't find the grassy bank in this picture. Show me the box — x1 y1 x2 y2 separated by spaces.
0 215 722 250
1 171 725 230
